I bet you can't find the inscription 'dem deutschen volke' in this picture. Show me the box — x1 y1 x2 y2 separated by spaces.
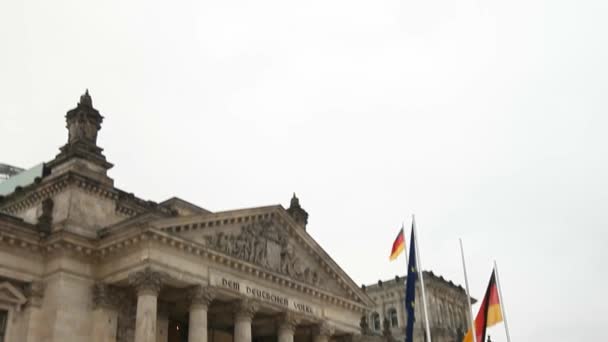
221 278 315 315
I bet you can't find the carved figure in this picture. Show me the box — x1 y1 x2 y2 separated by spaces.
203 220 324 286
280 244 297 276
37 198 54 235
360 315 372 335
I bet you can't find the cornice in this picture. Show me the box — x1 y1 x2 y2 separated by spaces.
97 227 368 314
0 231 41 253
150 206 374 308
0 172 118 215
0 211 371 313
0 171 174 222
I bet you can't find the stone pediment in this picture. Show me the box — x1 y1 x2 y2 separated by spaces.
202 219 324 285
160 197 211 216
156 207 372 305
0 281 27 309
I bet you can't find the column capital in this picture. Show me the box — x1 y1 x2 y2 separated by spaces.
128 267 167 296
189 285 216 309
313 322 334 337
24 281 45 308
278 312 301 333
233 299 258 321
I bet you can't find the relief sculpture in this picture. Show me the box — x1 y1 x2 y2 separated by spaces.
204 220 322 286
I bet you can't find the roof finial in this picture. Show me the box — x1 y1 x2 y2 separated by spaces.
79 89 92 107
290 193 300 207
287 192 308 229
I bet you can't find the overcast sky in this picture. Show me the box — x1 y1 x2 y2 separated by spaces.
1 0 607 340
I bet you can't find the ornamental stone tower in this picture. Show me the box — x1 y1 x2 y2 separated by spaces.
287 193 308 229
19 90 123 237
46 89 114 185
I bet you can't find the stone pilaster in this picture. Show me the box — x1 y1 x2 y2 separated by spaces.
129 268 166 342
233 299 258 342
91 283 119 342
277 313 299 342
188 285 216 342
21 281 45 342
313 322 333 342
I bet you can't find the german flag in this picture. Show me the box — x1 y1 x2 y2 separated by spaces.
389 227 405 261
463 270 503 342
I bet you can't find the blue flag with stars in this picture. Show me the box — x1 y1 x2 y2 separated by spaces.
404 226 417 342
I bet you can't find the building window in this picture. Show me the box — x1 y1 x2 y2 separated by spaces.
371 312 381 331
388 308 398 327
0 310 7 342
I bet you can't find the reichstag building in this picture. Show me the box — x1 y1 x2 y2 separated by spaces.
0 92 469 342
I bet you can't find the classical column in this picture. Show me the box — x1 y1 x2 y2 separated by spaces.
129 267 166 342
21 281 45 342
277 313 299 342
188 285 216 342
91 283 119 342
233 300 258 342
312 322 333 342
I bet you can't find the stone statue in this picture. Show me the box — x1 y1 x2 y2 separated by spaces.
66 90 103 145
359 315 371 335
36 198 54 235
280 244 297 276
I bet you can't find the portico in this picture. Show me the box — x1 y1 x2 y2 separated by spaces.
89 203 368 342
0 91 373 342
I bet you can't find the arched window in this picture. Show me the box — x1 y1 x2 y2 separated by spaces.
371 312 381 331
388 308 398 327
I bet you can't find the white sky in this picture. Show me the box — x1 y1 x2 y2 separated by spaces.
1 0 607 340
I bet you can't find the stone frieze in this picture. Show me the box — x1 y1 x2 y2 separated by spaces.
203 220 323 286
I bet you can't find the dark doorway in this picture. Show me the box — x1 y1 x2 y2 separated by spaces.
168 319 189 342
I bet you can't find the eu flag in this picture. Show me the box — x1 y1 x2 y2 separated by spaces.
404 226 417 342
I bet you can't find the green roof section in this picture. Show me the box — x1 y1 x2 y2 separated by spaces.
0 163 44 196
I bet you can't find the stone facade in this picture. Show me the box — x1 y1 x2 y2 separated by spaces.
361 274 472 342
0 92 373 342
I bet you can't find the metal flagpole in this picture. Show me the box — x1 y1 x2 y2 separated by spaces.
401 222 409 341
402 222 409 268
459 239 477 342
412 215 432 342
493 260 512 342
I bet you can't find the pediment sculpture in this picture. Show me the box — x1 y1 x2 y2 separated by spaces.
204 220 323 286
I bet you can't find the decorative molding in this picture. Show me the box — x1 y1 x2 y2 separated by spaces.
278 312 301 332
0 171 171 220
151 207 371 307
128 267 167 296
314 322 334 337
0 229 41 254
133 229 367 313
0 225 368 314
203 220 322 287
233 299 258 320
23 281 44 308
0 281 27 311
189 285 216 309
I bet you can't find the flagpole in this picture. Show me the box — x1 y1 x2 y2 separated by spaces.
459 239 477 342
402 222 409 268
493 260 512 342
412 215 432 342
